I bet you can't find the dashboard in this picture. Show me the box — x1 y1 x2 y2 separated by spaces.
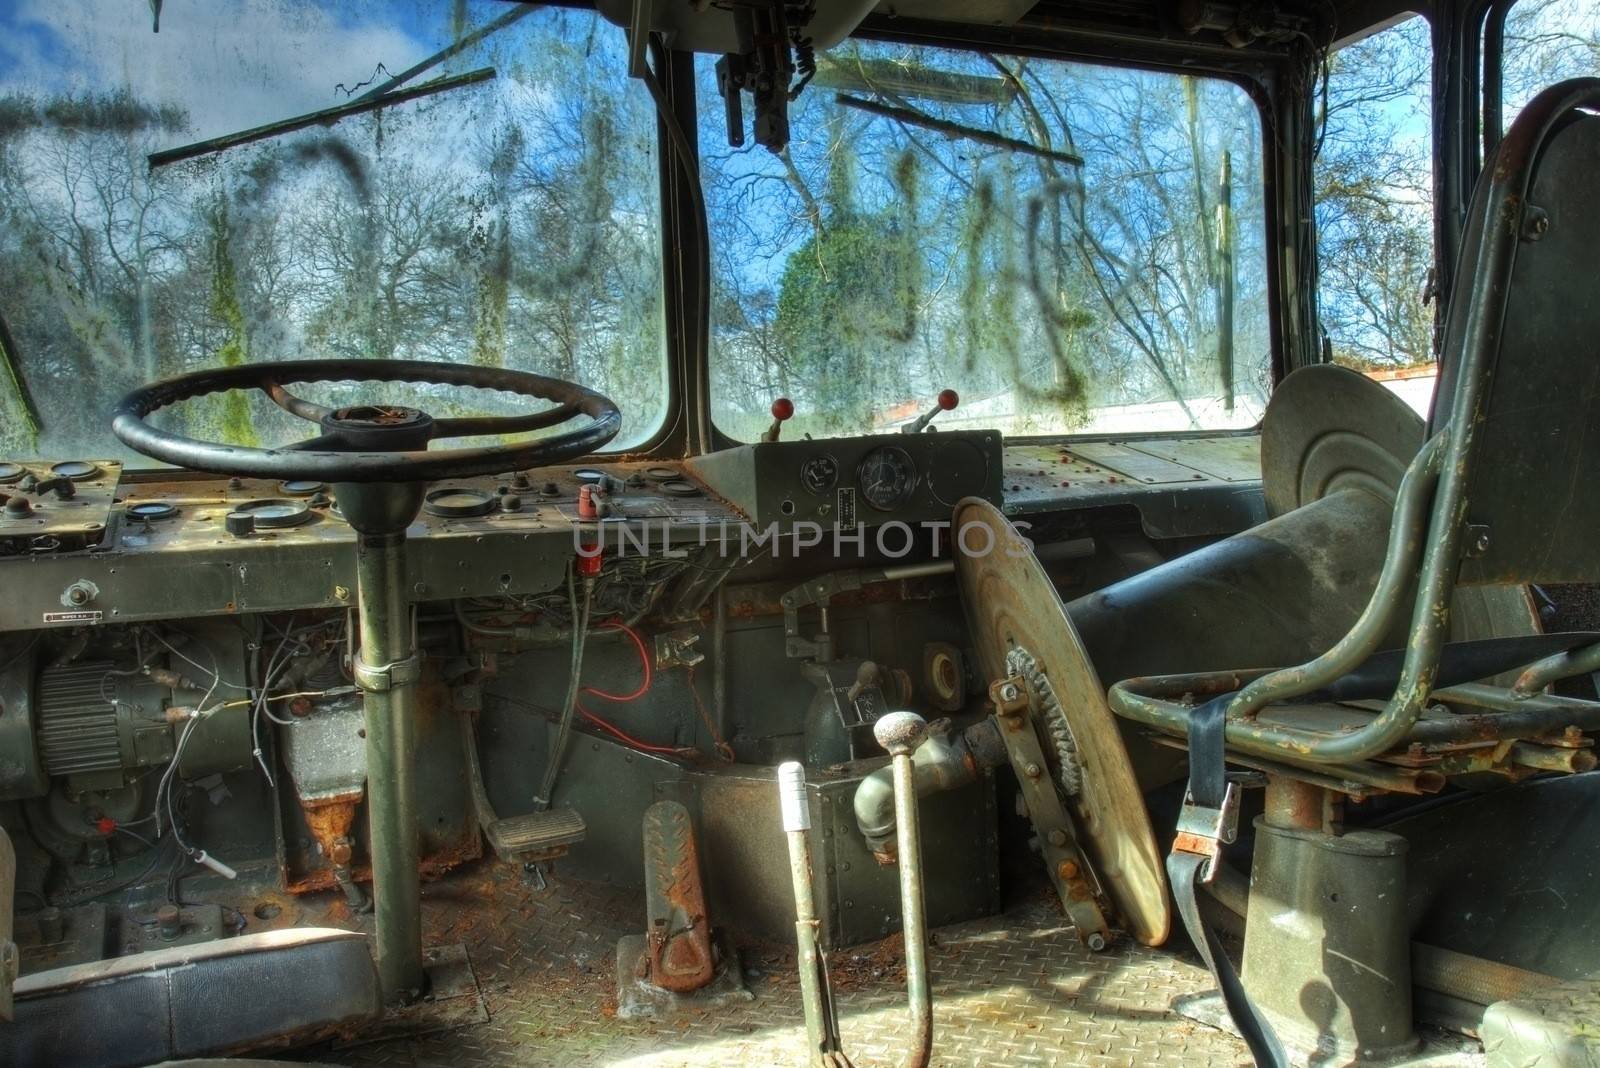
0 430 1260 631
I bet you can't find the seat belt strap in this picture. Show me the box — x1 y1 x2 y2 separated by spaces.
1166 695 1287 1068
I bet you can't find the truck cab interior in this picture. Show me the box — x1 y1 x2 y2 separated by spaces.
1 1 1598 1066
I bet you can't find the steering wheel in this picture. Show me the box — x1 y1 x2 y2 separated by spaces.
111 359 622 483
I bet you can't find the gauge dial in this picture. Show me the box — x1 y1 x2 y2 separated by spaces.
857 446 917 511
800 455 839 495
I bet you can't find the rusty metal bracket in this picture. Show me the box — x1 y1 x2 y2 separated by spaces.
986 670 1112 949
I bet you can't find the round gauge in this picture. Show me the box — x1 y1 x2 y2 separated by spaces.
234 498 312 529
51 460 101 481
0 463 24 485
799 455 839 495
857 446 918 511
423 486 497 518
279 479 326 497
659 479 703 498
573 468 608 485
128 501 178 521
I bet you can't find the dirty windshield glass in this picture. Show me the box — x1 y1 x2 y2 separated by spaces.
0 2 665 460
699 44 1270 440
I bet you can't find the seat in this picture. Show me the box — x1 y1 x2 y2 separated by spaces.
1109 75 1600 799
1104 78 1600 1064
0 928 380 1068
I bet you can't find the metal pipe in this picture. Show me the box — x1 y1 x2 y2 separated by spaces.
1514 640 1600 696
853 721 1002 858
712 587 728 747
874 713 933 1068
779 762 851 1067
355 532 424 1002
1226 438 1443 719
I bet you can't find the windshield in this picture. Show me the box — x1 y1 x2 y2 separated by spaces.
0 1 666 462
699 43 1270 441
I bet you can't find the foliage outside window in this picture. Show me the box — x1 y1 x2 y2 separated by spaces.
699 44 1271 441
0 2 666 461
1500 0 1600 124
1315 14 1436 412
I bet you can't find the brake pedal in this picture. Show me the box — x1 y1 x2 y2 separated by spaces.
485 808 586 862
462 716 586 864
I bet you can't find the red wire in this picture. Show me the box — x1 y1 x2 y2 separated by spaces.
579 621 652 702
571 621 677 755
576 701 685 755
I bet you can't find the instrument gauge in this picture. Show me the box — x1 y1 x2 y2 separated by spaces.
800 455 839 495
857 446 917 511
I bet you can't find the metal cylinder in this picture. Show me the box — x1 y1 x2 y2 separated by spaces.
1067 489 1395 684
890 743 933 1068
873 712 932 1068
356 531 424 1003
779 761 839 1066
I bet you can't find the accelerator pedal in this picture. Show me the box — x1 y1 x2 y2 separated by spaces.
461 716 586 863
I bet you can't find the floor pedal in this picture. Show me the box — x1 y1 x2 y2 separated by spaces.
485 808 586 862
461 714 587 864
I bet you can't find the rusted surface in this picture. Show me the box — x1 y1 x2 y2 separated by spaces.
640 800 715 993
300 797 359 858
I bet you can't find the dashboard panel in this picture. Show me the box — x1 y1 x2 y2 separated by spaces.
0 429 1263 632
684 430 1004 531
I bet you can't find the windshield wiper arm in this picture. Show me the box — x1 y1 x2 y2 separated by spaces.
836 93 1084 168
351 2 535 103
148 67 495 171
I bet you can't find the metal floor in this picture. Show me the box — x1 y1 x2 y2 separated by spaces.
250 857 1254 1068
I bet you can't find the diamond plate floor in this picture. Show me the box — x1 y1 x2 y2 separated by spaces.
243 858 1251 1068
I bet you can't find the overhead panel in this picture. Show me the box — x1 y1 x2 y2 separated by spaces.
870 0 1040 25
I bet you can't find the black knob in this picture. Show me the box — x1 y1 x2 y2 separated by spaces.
512 473 532 491
3 496 31 517
540 482 559 497
224 511 255 537
501 494 522 513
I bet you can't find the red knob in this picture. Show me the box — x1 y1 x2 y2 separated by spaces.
937 389 959 411
770 397 795 421
576 484 599 520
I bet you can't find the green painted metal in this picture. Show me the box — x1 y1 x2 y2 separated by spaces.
354 529 424 1003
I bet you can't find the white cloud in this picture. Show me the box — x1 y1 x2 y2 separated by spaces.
5 0 438 141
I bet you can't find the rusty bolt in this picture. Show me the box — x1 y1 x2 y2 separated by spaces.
1024 762 1042 779
999 682 1020 703
333 585 350 601
157 904 182 941
1086 932 1108 952
1057 859 1079 880
290 697 313 718
1046 829 1067 847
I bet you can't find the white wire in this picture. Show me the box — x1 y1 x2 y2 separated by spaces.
150 630 247 691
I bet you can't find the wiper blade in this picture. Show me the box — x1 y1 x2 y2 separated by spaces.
148 66 495 171
836 93 1083 168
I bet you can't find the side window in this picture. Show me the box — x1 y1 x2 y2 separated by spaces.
1501 0 1600 124
1315 15 1437 417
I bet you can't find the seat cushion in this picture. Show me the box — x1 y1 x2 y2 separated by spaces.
3 928 379 1068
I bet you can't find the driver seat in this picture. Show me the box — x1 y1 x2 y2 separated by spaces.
1105 77 1600 1064
0 925 380 1068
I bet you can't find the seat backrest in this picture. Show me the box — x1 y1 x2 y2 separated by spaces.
1432 82 1600 586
